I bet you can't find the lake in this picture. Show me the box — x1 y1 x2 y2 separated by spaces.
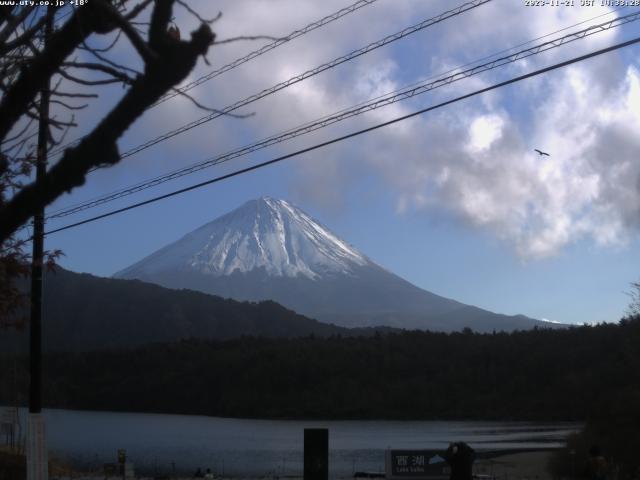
13 408 580 477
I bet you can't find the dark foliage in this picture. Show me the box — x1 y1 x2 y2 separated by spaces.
0 268 356 352
0 0 215 243
548 315 640 479
0 1 220 327
1 316 639 422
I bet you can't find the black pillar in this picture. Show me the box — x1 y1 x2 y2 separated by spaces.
304 428 328 480
29 8 52 414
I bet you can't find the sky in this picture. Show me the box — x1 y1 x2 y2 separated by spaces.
30 0 640 325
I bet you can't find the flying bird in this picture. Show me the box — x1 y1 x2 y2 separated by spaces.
534 149 550 157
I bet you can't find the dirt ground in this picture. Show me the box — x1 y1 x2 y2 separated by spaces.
474 451 555 480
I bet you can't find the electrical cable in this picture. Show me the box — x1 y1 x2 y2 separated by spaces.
45 0 380 157
154 0 380 107
44 10 640 221
41 5 627 218
41 34 640 237
48 0 491 161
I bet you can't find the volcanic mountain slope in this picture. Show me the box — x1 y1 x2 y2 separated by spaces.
115 197 555 332
0 267 353 353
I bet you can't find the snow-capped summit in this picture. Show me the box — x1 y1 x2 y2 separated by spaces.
115 197 552 333
115 197 369 281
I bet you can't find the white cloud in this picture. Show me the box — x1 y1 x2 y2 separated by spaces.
466 114 504 153
55 0 640 261
274 2 640 260
366 61 640 259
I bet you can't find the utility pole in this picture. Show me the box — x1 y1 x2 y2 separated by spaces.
27 8 53 480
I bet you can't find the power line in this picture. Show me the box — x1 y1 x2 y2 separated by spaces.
46 10 636 219
41 6 628 218
154 0 380 107
42 34 640 237
47 0 381 158
44 11 640 221
118 0 491 159
49 0 491 162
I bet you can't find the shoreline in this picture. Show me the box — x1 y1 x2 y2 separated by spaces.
3 404 584 422
55 450 558 480
2 448 558 480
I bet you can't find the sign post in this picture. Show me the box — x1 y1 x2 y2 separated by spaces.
27 8 53 480
385 450 449 480
304 428 328 480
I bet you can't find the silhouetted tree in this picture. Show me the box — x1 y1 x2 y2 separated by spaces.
627 280 640 317
0 0 218 326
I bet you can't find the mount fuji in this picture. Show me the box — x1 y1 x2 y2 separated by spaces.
114 197 551 332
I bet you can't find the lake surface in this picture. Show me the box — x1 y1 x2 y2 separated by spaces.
14 408 580 477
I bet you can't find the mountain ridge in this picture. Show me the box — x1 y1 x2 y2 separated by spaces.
0 267 374 353
115 197 559 332
116 197 369 281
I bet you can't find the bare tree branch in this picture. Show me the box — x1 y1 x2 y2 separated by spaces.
0 0 215 243
2 133 34 155
96 0 157 63
61 61 135 84
0 6 32 45
49 71 99 99
1 117 35 145
626 281 640 318
1 1 223 327
57 68 126 86
0 6 100 140
149 0 174 47
51 91 99 99
81 40 142 76
79 29 122 53
0 9 51 56
44 114 77 129
172 87 255 118
176 1 221 25
50 116 75 147
125 0 154 21
50 99 89 110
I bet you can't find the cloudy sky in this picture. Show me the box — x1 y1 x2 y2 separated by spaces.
39 0 640 325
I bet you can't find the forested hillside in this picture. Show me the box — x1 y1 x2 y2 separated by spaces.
0 268 354 353
2 317 638 420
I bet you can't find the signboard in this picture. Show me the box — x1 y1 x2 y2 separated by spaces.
386 450 449 480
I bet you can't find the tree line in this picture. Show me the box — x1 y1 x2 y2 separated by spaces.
1 316 639 421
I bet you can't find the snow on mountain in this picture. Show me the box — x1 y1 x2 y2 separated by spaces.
115 197 554 332
115 197 369 281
